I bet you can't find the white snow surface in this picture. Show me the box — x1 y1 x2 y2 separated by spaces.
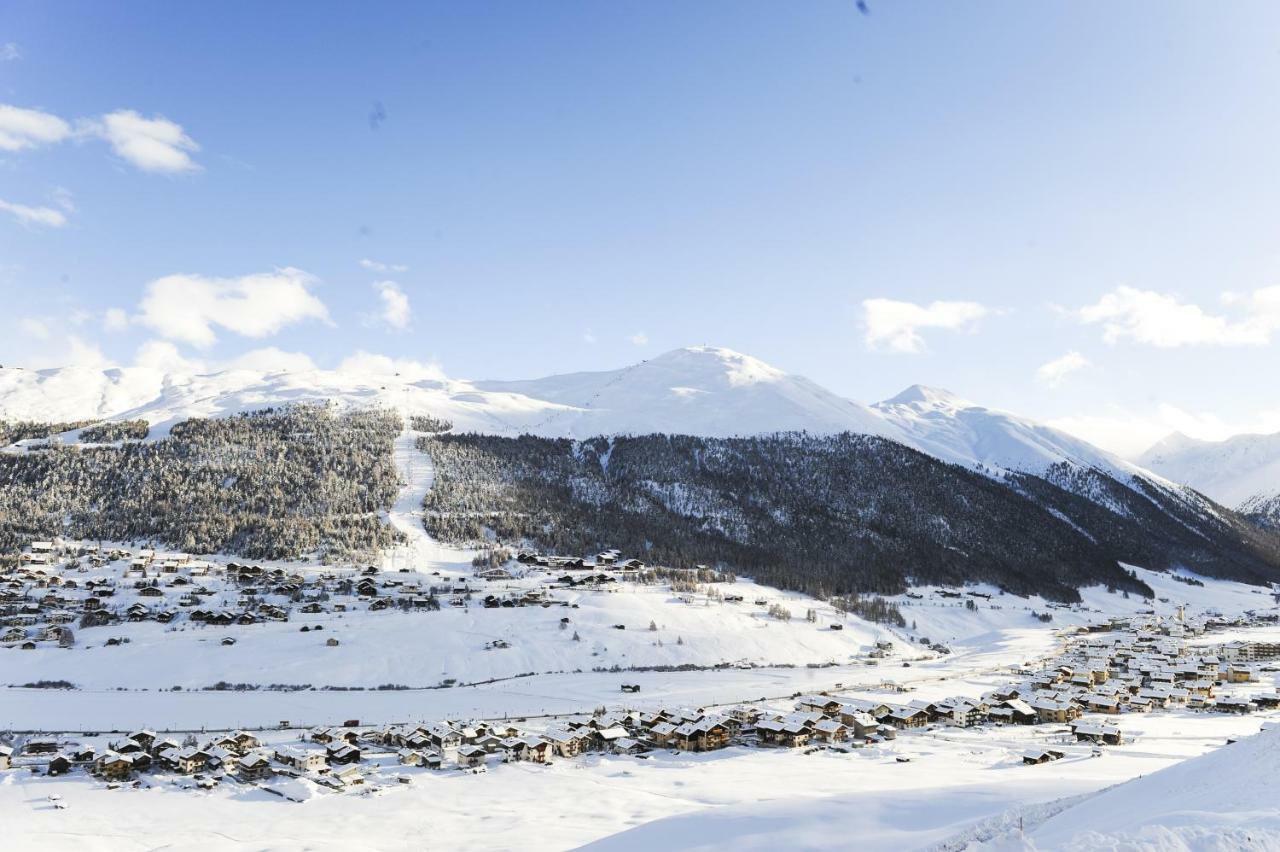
1138 430 1280 508
873 384 1150 481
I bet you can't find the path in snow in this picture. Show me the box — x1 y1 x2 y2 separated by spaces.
379 430 474 574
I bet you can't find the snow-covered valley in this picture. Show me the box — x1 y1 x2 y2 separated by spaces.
3 353 1280 850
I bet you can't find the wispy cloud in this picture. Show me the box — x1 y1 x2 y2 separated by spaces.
1035 351 1089 387
862 298 990 353
0 102 200 172
371 281 412 331
359 258 408 273
87 110 201 173
0 43 21 62
1077 285 1280 347
0 104 72 151
1050 404 1280 459
630 331 649 346
0 198 68 228
136 267 331 348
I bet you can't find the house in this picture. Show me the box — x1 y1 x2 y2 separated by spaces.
46 755 72 776
542 729 589 758
94 752 134 781
1070 722 1123 745
334 765 364 786
457 744 487 768
812 718 849 743
23 739 59 755
611 737 648 756
129 730 157 751
276 747 328 773
327 743 361 765
755 717 811 748
672 718 731 752
0 745 12 770
881 706 929 729
239 753 273 781
174 747 211 774
397 749 432 767
1022 749 1065 765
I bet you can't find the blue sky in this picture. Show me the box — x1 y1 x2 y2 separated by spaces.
3 1 1280 455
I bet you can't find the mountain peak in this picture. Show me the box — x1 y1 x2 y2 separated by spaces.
648 346 786 387
879 384 971 409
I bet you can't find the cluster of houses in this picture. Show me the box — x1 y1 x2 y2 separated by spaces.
1 541 595 650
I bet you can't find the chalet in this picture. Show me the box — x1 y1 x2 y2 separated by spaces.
175 747 211 774
129 730 157 751
880 706 929 729
46 755 72 776
327 743 361 765
206 746 239 773
457 745 487 768
1030 699 1080 724
795 695 842 716
0 745 12 770
1212 698 1256 714
238 753 273 781
334 765 364 786
542 728 589 759
1022 748 1065 765
24 739 59 755
755 717 811 748
812 718 849 743
276 748 328 773
672 718 731 752
94 752 134 780
1070 722 1123 745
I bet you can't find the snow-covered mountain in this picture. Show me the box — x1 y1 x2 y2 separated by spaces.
872 384 1147 480
475 346 900 440
0 345 1223 492
1138 430 1280 508
0 347 902 442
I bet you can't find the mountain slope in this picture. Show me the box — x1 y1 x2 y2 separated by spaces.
475 346 903 440
1138 430 1280 508
874 384 1148 481
0 347 902 442
1025 726 1280 849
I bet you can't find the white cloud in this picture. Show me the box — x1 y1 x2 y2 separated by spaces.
359 258 408 273
582 330 597 345
1 104 201 173
19 317 50 339
0 198 69 228
225 347 317 373
1049 404 1280 459
103 308 130 332
372 281 412 331
0 43 20 61
89 110 200 173
67 335 108 369
136 267 331 348
630 332 649 346
1077 285 1280 347
337 351 446 383
134 339 206 373
862 298 990 353
0 103 71 151
1035 351 1089 387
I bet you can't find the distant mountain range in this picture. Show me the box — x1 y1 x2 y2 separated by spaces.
1139 431 1280 520
0 345 1167 474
